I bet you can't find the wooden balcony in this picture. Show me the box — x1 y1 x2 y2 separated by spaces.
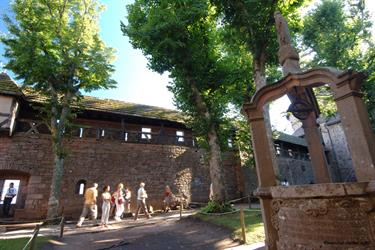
15 119 196 147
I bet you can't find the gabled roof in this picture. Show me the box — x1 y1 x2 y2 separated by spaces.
0 73 185 123
274 132 307 147
0 73 22 96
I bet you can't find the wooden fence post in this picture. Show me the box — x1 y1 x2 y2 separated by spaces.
23 224 40 250
60 216 65 238
179 199 183 220
240 208 247 244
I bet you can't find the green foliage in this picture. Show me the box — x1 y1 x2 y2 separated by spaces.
0 236 50 250
123 0 253 155
212 0 307 71
301 0 375 128
302 0 371 69
233 117 254 168
201 201 235 213
196 209 264 244
1 0 116 142
1 0 116 217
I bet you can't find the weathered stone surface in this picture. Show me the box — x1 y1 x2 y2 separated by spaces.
271 184 375 249
0 133 241 219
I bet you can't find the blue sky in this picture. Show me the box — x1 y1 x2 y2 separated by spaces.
0 0 175 109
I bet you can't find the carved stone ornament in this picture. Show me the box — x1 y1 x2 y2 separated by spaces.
299 199 328 217
287 99 313 120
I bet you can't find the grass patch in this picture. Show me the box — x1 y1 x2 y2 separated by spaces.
0 236 50 250
195 209 265 244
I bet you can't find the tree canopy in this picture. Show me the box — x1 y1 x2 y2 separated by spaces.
301 0 375 126
1 0 116 218
122 0 253 202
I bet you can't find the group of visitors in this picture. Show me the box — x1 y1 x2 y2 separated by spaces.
76 182 151 228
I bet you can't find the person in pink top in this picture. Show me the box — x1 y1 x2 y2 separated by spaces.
113 183 124 221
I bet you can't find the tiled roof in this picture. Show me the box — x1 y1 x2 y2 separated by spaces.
0 73 185 123
274 132 307 147
0 73 22 96
22 88 185 123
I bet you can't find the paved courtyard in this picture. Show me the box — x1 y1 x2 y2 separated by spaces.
1 209 264 250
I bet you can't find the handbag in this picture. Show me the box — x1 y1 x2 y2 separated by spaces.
118 197 124 205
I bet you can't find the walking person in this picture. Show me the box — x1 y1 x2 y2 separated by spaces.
101 185 111 227
124 187 131 214
134 182 151 220
113 183 125 221
76 183 98 228
2 183 17 217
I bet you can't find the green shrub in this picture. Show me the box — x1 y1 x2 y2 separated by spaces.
201 201 235 213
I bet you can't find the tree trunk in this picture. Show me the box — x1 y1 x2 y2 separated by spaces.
207 126 226 202
46 90 72 218
252 54 280 181
189 78 226 203
47 155 64 218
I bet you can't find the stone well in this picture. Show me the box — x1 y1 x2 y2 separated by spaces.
269 182 375 249
242 12 375 250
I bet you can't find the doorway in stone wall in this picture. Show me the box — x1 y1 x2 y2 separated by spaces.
0 170 30 218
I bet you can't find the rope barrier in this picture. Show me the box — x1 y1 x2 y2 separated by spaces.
22 224 40 250
227 195 256 204
198 208 261 216
190 195 258 207
0 216 63 225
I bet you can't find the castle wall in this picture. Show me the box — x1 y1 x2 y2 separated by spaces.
0 132 240 219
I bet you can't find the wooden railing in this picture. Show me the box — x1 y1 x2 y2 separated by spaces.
15 119 196 147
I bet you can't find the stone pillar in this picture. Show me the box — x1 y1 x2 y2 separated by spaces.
243 106 278 250
333 73 375 181
275 11 331 183
301 113 331 183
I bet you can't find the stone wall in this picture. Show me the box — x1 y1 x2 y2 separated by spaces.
277 158 314 185
321 120 356 182
0 133 241 219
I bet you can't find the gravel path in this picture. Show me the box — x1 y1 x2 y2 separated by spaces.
42 212 241 250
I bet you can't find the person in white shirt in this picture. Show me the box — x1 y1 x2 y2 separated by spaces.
124 187 131 214
100 185 111 227
134 182 151 220
3 183 17 217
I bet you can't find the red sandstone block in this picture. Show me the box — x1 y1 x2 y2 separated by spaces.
29 176 42 184
27 194 44 199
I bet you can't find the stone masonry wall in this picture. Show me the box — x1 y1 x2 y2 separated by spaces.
0 133 240 219
321 121 356 182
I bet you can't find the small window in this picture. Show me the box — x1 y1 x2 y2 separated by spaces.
101 129 105 137
141 128 151 139
124 132 128 141
79 128 84 138
228 138 233 148
176 131 184 142
75 180 86 195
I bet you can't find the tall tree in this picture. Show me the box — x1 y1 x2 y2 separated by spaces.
212 0 306 181
122 0 252 203
301 0 375 128
1 0 116 218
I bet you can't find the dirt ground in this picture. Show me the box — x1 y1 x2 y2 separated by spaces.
42 213 241 250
